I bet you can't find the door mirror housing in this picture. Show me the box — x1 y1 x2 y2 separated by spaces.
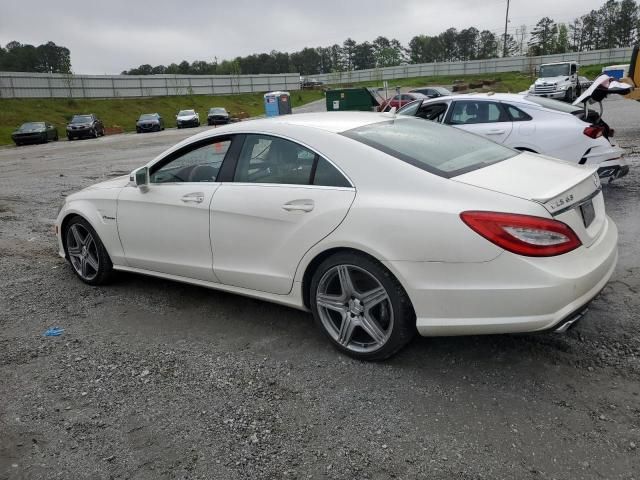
132 167 149 190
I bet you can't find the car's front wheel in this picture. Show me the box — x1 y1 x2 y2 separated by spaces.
310 252 416 360
64 216 113 285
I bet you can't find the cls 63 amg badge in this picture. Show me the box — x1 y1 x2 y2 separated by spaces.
549 194 574 211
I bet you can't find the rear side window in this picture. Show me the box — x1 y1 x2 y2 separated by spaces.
342 118 516 178
313 157 351 187
506 104 532 121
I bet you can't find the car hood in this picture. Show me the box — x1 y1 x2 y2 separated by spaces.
81 174 131 192
534 75 569 85
138 119 159 123
178 114 197 119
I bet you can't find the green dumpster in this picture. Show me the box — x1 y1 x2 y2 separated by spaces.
325 87 385 112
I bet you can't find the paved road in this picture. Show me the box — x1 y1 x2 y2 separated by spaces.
0 99 639 479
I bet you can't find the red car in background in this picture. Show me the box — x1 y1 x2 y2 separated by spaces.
380 92 427 111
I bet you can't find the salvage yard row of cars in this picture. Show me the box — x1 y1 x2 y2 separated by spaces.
10 107 231 145
54 75 631 360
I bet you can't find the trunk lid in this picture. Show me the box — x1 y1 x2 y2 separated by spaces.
453 152 605 247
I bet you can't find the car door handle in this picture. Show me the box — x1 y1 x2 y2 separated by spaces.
181 192 205 203
282 200 314 212
486 129 506 135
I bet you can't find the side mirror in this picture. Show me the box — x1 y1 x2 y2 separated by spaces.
132 167 149 190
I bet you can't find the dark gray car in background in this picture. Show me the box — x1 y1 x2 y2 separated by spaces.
12 122 58 146
136 113 164 133
409 86 453 98
207 107 230 126
66 114 104 140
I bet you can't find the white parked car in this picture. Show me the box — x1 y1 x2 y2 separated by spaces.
56 113 618 360
398 93 628 180
176 109 200 129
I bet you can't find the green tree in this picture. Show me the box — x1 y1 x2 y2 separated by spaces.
528 17 558 55
555 23 570 53
353 41 376 70
439 28 459 61
477 30 498 59
342 38 357 70
457 27 479 61
617 0 638 46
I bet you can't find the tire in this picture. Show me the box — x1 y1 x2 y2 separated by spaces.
67 135 73 141
309 251 416 361
92 128 99 138
64 216 113 285
54 132 59 141
564 87 574 103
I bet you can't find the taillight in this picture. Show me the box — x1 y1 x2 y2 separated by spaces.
583 126 604 139
460 211 582 257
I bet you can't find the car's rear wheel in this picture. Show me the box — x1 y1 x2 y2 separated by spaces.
64 216 113 285
310 252 416 360
92 128 99 138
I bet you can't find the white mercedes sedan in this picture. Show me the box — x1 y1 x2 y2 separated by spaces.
55 112 618 360
397 93 628 181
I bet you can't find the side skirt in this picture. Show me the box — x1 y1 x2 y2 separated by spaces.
112 265 308 311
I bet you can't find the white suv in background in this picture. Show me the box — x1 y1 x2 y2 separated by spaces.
398 93 628 181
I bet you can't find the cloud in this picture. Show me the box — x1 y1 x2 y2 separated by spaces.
0 0 608 74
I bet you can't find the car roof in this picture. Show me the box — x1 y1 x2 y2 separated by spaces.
420 92 540 106
220 112 395 134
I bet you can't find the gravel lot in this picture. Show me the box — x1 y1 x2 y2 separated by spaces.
1 98 639 480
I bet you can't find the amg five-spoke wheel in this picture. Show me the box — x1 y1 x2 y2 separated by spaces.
64 216 112 285
310 252 415 360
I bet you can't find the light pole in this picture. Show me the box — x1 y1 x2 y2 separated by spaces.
503 0 511 57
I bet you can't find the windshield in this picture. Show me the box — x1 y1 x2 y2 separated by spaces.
397 100 422 116
178 110 195 116
434 87 452 95
139 114 158 121
209 108 227 114
19 122 45 131
71 115 92 124
524 96 581 114
342 118 516 178
539 64 570 77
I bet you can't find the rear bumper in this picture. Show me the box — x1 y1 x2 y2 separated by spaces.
597 159 629 180
387 215 618 336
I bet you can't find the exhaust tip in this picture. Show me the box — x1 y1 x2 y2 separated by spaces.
555 307 589 333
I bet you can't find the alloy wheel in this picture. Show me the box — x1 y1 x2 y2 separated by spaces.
66 223 100 281
316 264 394 354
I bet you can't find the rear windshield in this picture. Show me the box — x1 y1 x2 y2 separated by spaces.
524 95 581 114
342 118 516 178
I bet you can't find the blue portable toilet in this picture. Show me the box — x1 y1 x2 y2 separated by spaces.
264 91 292 117
602 64 630 80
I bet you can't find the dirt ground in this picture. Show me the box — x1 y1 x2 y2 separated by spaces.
1 99 639 479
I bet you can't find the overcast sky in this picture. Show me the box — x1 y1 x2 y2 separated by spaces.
0 0 608 74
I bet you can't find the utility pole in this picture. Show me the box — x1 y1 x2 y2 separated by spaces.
503 0 511 57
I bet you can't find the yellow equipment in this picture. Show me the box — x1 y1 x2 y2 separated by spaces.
622 45 640 100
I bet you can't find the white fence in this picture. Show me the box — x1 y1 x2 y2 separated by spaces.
313 47 634 84
0 47 633 98
0 72 301 99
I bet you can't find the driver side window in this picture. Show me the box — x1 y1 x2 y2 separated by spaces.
150 139 230 183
